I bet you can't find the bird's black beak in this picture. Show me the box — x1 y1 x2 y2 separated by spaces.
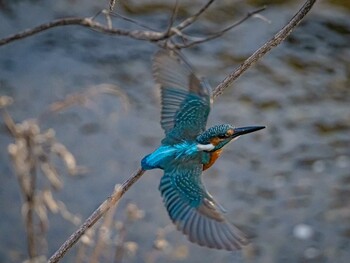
232 126 265 138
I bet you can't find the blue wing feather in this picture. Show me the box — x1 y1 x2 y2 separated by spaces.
152 50 212 145
159 162 250 250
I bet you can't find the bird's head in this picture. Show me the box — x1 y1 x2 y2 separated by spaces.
196 124 265 152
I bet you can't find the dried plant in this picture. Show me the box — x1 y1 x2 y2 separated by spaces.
1 100 83 261
114 203 145 263
72 193 145 263
1 82 130 262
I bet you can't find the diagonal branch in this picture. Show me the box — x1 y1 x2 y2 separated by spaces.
48 168 145 263
213 0 317 98
47 0 316 262
109 12 158 31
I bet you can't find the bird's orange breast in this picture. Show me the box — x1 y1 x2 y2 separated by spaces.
203 149 222 171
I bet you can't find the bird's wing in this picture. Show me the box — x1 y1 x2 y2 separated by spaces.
152 50 212 144
159 162 249 250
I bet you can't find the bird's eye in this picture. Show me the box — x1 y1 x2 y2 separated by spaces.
226 129 234 137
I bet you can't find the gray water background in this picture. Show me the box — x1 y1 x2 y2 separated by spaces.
0 0 349 262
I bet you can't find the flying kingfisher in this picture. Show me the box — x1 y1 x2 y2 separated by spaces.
141 50 265 251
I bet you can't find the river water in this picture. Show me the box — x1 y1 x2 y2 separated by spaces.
0 0 349 262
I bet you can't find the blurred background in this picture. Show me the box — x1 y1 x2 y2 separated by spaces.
0 0 349 262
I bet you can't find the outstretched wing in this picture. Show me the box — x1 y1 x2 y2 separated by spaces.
159 162 249 250
153 50 212 144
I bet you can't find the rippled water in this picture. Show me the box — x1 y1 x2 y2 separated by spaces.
0 0 349 262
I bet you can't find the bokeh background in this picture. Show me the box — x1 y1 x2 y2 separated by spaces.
0 0 349 262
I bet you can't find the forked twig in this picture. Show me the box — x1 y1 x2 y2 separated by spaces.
0 0 216 47
174 6 267 49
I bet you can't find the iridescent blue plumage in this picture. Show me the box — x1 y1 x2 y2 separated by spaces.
141 50 265 251
154 50 212 145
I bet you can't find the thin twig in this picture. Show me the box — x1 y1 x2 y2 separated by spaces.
164 0 180 47
176 0 216 31
109 12 157 31
213 0 317 98
166 0 180 35
48 168 145 263
175 6 266 49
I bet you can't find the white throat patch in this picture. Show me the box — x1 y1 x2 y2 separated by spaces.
197 143 215 151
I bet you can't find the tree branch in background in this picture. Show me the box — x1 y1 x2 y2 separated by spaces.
0 0 262 48
173 6 267 49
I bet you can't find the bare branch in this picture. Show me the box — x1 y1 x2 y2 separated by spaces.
109 12 157 31
0 0 217 47
213 0 317 98
0 17 165 47
174 6 266 49
48 168 145 263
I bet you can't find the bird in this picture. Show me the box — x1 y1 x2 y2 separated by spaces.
141 49 265 251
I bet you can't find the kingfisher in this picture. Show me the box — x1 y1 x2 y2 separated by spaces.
141 50 265 251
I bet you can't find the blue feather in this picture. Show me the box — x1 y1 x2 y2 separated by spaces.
142 50 254 251
141 142 199 170
158 163 249 250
